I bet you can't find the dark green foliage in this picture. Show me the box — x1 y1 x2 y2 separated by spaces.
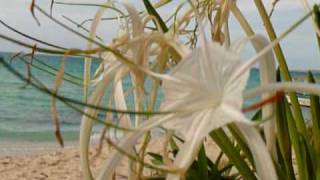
142 0 169 32
275 69 295 180
147 139 237 180
308 71 320 180
313 5 320 53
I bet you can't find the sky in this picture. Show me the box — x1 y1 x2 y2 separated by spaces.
0 0 319 70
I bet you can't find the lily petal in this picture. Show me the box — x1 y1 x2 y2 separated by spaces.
236 123 278 180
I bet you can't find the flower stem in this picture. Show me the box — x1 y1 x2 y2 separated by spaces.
253 0 307 137
210 129 256 180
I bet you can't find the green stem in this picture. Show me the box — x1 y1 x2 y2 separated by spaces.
308 72 320 152
143 0 169 32
197 145 208 180
227 124 254 166
307 71 320 180
253 0 307 137
276 95 295 180
210 129 256 180
284 99 309 180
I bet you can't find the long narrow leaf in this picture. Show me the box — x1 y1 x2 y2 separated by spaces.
143 0 168 32
51 58 65 147
308 71 320 153
210 129 256 180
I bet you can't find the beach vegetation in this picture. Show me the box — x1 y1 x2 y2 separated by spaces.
2 0 320 179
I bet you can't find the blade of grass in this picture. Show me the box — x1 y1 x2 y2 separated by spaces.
54 2 131 24
50 0 54 16
307 71 320 153
0 19 66 50
227 124 254 166
61 15 104 42
300 135 315 179
210 128 256 180
29 56 83 82
0 33 107 56
274 142 289 180
142 0 168 32
30 0 40 25
55 1 172 26
307 71 320 180
313 5 320 52
21 58 82 86
284 98 309 180
276 93 295 180
51 56 66 147
275 70 295 180
21 45 37 88
197 144 208 180
253 0 307 138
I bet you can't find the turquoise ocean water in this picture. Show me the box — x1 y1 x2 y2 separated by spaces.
0 53 316 142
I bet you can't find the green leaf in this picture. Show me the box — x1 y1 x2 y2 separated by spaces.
308 71 320 154
313 5 320 31
313 5 320 53
210 129 256 180
145 176 166 180
254 0 307 139
300 135 315 179
197 145 208 180
251 109 262 121
207 157 224 179
275 70 295 180
284 99 310 180
148 152 164 165
307 71 320 180
274 142 291 180
227 124 254 166
142 0 168 32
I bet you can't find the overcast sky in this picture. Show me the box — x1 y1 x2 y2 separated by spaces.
0 0 319 70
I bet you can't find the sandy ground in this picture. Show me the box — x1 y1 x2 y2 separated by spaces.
0 138 219 180
0 139 133 180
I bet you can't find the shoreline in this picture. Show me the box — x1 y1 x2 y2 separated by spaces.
0 140 79 157
0 131 105 157
0 142 87 179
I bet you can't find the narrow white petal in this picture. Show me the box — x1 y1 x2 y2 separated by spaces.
97 115 176 180
231 34 277 157
220 103 252 124
166 111 210 180
123 3 143 37
80 64 119 180
97 131 144 180
236 123 278 180
244 82 320 100
114 67 132 133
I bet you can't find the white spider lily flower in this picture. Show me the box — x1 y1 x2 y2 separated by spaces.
161 43 251 179
162 36 276 179
96 34 277 180
87 8 316 178
158 42 251 149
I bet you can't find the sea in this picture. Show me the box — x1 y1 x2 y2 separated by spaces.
0 53 318 143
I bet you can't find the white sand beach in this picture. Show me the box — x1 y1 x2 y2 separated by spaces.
0 138 219 180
